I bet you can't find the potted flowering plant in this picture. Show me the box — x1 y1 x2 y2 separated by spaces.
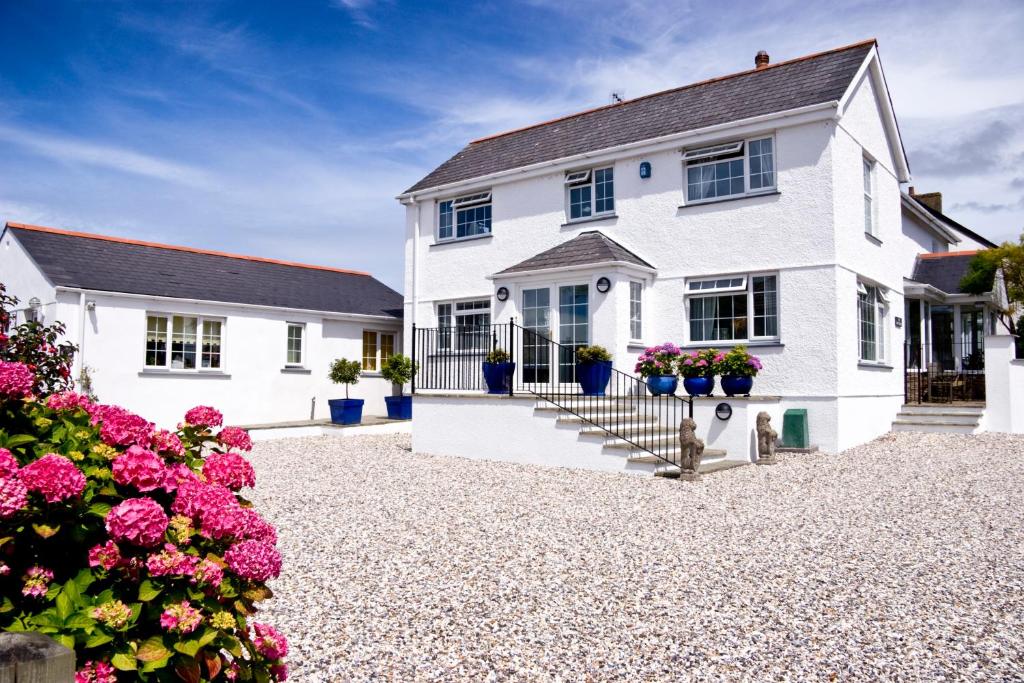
718 345 762 396
677 348 718 396
634 343 682 396
481 348 515 395
381 354 416 419
575 345 613 396
327 358 363 424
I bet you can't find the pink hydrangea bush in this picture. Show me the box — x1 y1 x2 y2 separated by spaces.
633 342 683 378
1 376 286 680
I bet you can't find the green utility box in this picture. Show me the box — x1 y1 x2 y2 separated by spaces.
781 409 809 449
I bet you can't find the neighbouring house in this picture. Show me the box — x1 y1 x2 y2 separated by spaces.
1 222 404 428
397 38 1022 473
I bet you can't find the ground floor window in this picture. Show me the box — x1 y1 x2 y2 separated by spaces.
286 323 305 366
437 299 491 351
858 282 888 362
145 314 223 370
362 330 397 371
686 273 778 343
629 281 643 341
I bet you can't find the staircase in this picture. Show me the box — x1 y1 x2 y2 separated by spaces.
891 404 984 434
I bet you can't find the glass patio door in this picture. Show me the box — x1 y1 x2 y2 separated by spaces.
558 284 589 383
522 288 551 383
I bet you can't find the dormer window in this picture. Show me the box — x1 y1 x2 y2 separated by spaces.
683 136 775 203
438 191 492 241
565 166 614 221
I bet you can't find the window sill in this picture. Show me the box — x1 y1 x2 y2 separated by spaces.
678 190 780 210
430 233 493 247
281 367 311 374
683 340 783 349
627 341 648 351
857 361 893 370
864 232 883 245
560 213 617 228
139 369 231 379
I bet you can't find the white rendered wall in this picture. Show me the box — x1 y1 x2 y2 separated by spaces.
1 231 58 322
983 335 1024 434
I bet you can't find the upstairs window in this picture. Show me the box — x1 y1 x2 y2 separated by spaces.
437 299 491 351
863 157 876 237
565 167 614 220
686 274 778 343
684 136 775 203
858 282 888 362
438 192 492 241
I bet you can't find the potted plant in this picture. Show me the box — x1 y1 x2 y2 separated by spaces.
718 345 762 396
575 345 613 396
328 358 363 424
635 343 682 396
482 348 515 394
381 353 416 419
678 348 718 396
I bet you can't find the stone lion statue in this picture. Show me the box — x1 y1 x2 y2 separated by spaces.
678 417 705 480
756 411 778 464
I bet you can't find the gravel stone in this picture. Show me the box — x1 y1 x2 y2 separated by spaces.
248 431 1024 681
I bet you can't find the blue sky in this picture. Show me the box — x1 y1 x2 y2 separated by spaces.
1 0 1022 291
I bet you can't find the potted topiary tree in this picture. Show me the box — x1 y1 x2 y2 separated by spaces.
634 343 683 396
678 348 718 396
575 345 613 396
718 345 762 397
381 354 416 420
481 348 515 394
328 358 363 424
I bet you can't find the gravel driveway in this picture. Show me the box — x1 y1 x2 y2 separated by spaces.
248 431 1024 681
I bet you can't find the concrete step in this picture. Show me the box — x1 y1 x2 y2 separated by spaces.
893 412 981 425
654 456 745 478
625 448 727 464
891 420 977 434
899 404 984 416
558 414 659 426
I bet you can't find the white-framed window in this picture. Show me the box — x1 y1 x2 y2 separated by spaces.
629 280 643 341
565 166 614 220
437 299 491 351
857 281 888 362
863 157 876 237
286 322 305 367
685 274 779 343
145 314 223 371
437 191 492 241
683 136 775 203
362 330 396 371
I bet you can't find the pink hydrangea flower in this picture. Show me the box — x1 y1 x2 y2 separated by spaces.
88 541 122 570
203 451 255 491
224 540 282 581
91 600 133 629
0 361 35 399
45 391 94 413
253 622 288 660
0 447 20 477
75 660 117 683
20 454 86 503
112 446 166 492
0 476 27 519
159 600 202 634
162 462 200 493
89 404 154 447
270 664 288 682
192 558 224 588
173 479 245 540
146 543 199 578
106 497 169 547
22 566 54 597
238 508 278 545
184 405 223 428
217 426 253 452
150 429 185 458
0 562 9 576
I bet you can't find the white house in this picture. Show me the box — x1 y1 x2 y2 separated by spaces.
396 39 1022 472
0 222 404 429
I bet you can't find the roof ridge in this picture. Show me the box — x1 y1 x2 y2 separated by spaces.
5 222 371 277
919 250 980 259
470 38 876 145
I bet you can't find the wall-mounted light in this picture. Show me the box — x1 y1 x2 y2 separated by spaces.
596 277 611 293
496 286 509 302
715 402 733 421
639 161 652 179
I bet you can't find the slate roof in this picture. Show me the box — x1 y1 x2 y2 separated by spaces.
911 251 984 295
496 231 653 275
5 223 403 319
917 203 998 249
406 40 875 193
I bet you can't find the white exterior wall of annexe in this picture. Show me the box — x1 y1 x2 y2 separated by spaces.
401 48 929 457
1 232 402 430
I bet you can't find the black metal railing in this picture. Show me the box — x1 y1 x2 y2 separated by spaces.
411 320 693 471
904 341 986 404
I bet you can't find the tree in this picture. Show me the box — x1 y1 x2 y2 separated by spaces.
960 231 1024 333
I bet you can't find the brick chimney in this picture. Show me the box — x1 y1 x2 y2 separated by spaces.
910 187 943 213
755 50 770 69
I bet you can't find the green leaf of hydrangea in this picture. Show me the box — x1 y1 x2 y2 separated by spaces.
84 632 113 648
138 580 162 602
111 652 137 671
137 636 172 662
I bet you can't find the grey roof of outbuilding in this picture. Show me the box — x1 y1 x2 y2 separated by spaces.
4 223 403 319
406 40 875 193
911 252 984 295
496 231 653 275
917 203 998 249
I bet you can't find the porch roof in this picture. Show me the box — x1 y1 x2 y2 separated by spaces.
910 251 983 295
494 231 653 276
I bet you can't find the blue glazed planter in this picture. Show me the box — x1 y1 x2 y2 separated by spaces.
721 375 754 397
328 398 363 425
482 361 516 394
577 360 613 396
646 375 679 396
683 376 715 397
384 395 412 420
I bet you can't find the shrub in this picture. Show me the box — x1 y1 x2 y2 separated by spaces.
380 354 417 392
634 343 682 378
328 358 361 399
575 345 612 364
717 345 763 377
0 283 76 397
677 349 718 378
484 349 510 364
